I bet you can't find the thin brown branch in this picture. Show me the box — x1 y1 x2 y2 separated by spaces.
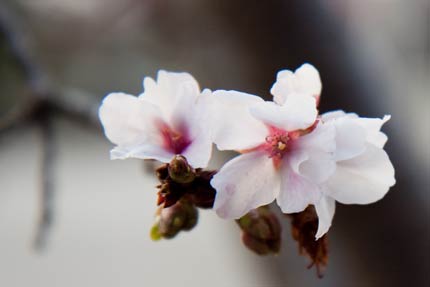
33 109 56 251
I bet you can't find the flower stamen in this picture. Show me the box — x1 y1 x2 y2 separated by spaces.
265 130 289 159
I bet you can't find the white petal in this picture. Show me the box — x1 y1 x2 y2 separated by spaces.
141 70 200 122
210 90 268 151
212 151 280 219
294 121 336 154
356 115 390 148
321 110 358 122
314 196 336 239
99 93 160 146
250 94 317 131
330 117 367 161
291 123 336 183
323 144 395 204
323 112 390 149
276 158 322 213
288 149 309 175
270 70 293 105
271 63 322 105
110 144 173 162
188 88 213 138
298 151 336 184
99 93 178 162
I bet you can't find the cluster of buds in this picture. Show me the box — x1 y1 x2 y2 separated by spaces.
151 155 216 239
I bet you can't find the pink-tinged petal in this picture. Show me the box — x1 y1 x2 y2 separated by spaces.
212 151 280 219
277 124 334 212
178 88 213 168
250 94 318 132
314 196 336 239
276 158 322 213
271 63 322 105
323 144 395 204
290 123 336 183
182 127 213 168
210 90 267 151
139 71 213 167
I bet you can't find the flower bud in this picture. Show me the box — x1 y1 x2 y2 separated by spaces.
151 200 198 240
188 170 217 208
155 164 169 181
237 206 281 255
168 155 196 183
156 182 184 208
289 205 328 278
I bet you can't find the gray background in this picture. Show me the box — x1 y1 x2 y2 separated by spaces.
0 0 429 286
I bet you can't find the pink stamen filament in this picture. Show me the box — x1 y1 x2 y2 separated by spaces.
265 132 290 159
238 120 320 169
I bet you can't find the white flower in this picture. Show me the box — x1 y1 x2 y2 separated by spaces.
209 90 337 219
99 71 212 168
313 111 395 239
271 63 322 105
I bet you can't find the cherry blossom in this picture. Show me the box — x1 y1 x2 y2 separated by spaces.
210 63 395 240
271 64 395 239
209 90 337 220
313 111 395 239
99 71 212 168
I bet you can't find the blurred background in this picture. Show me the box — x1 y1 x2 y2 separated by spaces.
0 0 429 286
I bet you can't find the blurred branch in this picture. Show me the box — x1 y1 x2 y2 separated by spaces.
0 5 100 133
33 108 56 251
0 4 100 250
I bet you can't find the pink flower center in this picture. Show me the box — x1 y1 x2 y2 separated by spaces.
158 121 192 154
265 131 290 159
262 126 303 169
241 121 319 169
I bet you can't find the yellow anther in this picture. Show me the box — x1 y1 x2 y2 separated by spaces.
277 141 286 150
